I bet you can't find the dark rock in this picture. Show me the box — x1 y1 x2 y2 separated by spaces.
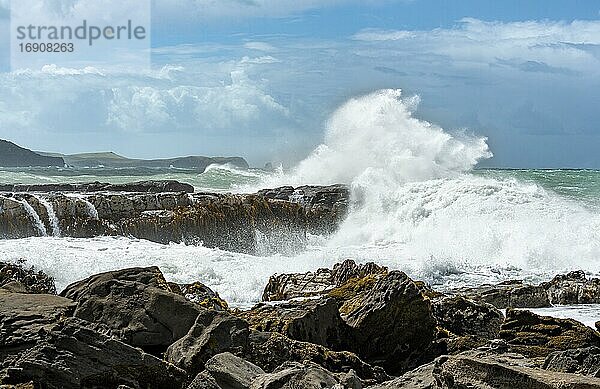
500 309 600 358
165 310 250 377
433 350 600 388
244 331 388 385
238 298 349 350
187 372 220 389
203 352 264 389
542 271 600 305
0 261 56 294
262 260 387 302
328 270 440 374
432 296 504 345
544 347 600 377
458 280 550 309
258 185 350 234
367 363 435 389
0 139 64 167
60 266 204 353
180 282 229 311
0 290 187 389
1 317 188 389
251 361 339 389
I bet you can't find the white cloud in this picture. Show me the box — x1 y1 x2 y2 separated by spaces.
353 19 600 75
244 41 277 52
353 29 414 41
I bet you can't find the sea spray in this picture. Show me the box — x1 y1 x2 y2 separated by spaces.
261 89 600 279
37 196 61 237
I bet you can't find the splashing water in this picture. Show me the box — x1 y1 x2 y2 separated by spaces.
17 198 48 237
37 196 61 237
2 89 600 310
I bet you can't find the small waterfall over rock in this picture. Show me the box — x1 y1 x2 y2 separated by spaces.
80 197 99 220
36 196 61 237
18 198 47 237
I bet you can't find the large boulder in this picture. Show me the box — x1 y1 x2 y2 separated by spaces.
243 331 387 385
328 270 440 374
432 296 504 352
201 353 265 389
433 351 600 388
367 363 435 389
238 298 349 350
60 266 205 353
457 280 550 309
542 271 600 305
544 347 600 377
165 310 250 377
251 361 339 389
0 290 187 389
500 309 600 358
262 260 387 302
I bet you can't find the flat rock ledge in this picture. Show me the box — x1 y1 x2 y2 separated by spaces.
0 183 350 255
1 260 600 388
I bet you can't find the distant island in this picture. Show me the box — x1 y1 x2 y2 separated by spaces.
0 139 249 171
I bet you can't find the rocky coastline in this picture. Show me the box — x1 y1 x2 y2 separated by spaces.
0 181 348 255
1 181 600 388
1 259 600 388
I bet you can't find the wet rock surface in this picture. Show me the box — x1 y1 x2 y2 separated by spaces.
0 185 350 255
542 271 600 305
61 266 206 354
0 261 56 294
457 280 551 309
500 309 600 358
2 262 600 388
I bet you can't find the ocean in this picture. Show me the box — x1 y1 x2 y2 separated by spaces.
1 90 599 324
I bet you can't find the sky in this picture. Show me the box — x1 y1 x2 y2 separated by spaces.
0 0 599 167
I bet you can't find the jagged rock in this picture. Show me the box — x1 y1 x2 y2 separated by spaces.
203 353 264 389
367 363 435 389
180 282 229 311
1 317 188 389
0 261 56 294
243 331 388 385
262 260 387 302
257 185 350 234
0 290 187 389
542 271 600 305
500 309 600 358
187 372 221 389
457 280 550 309
60 266 205 353
433 350 600 388
250 361 339 389
165 310 250 377
328 270 440 374
544 347 600 377
238 298 349 350
432 296 504 351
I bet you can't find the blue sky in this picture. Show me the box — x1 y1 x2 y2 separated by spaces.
0 0 599 167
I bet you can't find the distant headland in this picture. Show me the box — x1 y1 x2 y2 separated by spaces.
0 139 249 171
